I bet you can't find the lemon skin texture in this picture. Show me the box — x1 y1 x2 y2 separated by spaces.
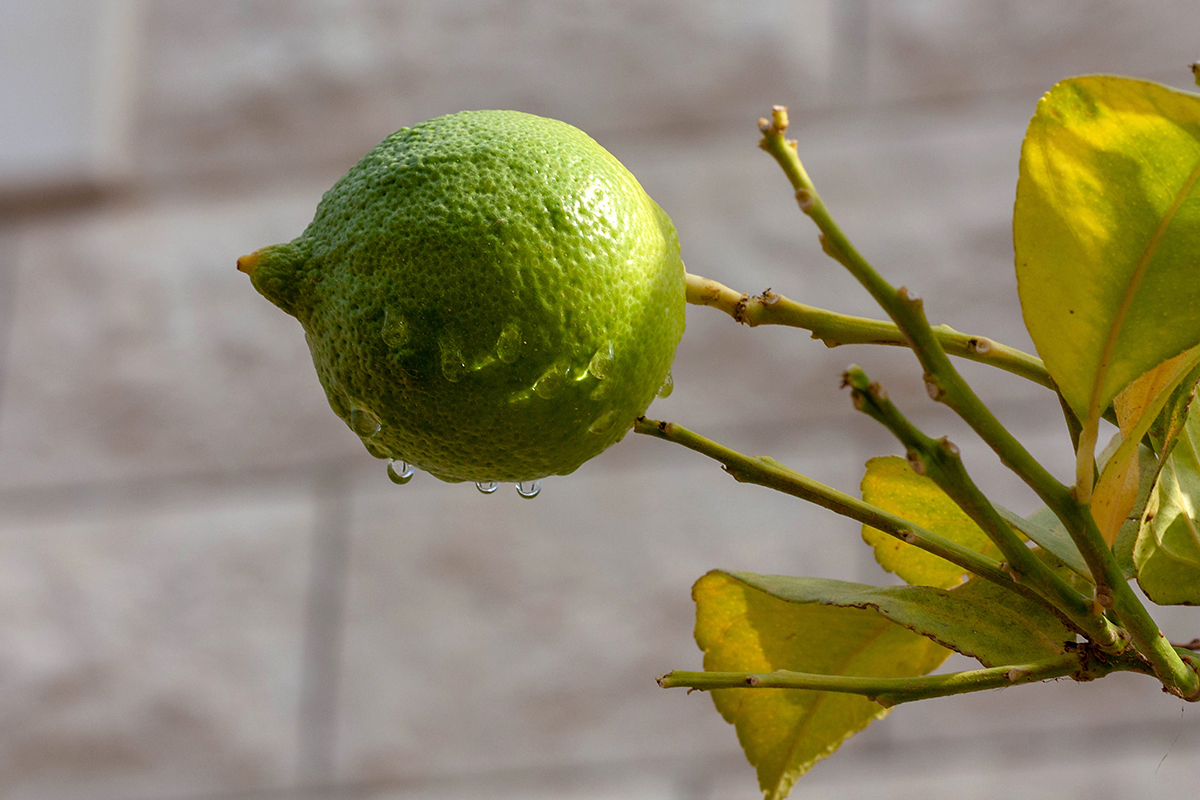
239 110 685 483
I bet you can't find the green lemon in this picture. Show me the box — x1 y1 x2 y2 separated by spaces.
238 110 685 483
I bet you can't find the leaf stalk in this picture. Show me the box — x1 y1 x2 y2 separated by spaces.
635 417 1075 618
684 273 1053 389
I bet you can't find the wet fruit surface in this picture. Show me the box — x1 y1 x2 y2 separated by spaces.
239 110 686 482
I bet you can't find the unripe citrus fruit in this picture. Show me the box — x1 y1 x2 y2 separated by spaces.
238 110 685 484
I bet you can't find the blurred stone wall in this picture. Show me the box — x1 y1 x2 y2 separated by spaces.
1 2 1199 799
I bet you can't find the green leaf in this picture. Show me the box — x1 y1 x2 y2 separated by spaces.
1134 404 1200 604
861 456 1001 588
693 571 1074 798
1015 75 1200 429
724 572 1074 667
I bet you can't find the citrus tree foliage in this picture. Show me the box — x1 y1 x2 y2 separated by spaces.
651 72 1200 798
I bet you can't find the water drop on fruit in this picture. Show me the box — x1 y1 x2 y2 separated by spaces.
516 480 542 498
656 371 674 399
533 365 568 399
381 309 410 347
588 342 615 379
476 481 500 494
496 322 522 364
387 459 415 484
440 336 468 383
588 408 620 435
350 407 382 437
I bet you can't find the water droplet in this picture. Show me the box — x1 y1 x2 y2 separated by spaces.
656 371 674 399
588 342 615 379
350 407 381 437
516 480 542 499
476 481 500 494
387 459 415 484
588 408 621 435
440 335 468 383
496 322 522 364
533 365 568 399
381 309 410 347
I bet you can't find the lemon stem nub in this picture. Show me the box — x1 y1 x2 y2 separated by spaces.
236 251 262 275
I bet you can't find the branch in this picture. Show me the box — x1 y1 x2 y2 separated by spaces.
634 417 1077 617
658 647 1143 707
758 104 1200 700
841 366 1123 650
685 273 1054 390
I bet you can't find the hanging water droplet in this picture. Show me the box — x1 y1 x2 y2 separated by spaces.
496 322 522 364
440 335 468 383
588 408 621 435
656 371 674 399
587 342 615 379
350 407 382 437
387 459 415 484
516 480 542 499
381 309 410 348
533 365 568 399
476 481 500 494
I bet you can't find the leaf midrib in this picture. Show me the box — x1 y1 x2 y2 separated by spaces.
1086 158 1200 427
765 614 892 800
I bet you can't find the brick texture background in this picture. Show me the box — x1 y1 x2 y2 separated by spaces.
1 2 1199 799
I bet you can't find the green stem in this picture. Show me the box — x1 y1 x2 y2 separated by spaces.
685 273 1053 390
634 417 1074 619
758 105 1200 700
842 366 1122 649
658 648 1143 707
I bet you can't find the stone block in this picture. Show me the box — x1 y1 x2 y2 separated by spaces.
0 486 315 800
134 0 836 182
0 184 361 490
866 0 1200 106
